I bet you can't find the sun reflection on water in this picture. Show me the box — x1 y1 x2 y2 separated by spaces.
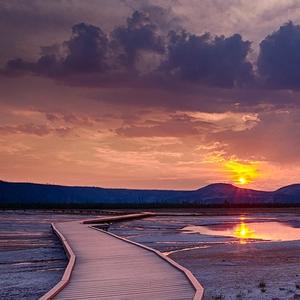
182 217 300 243
233 222 256 243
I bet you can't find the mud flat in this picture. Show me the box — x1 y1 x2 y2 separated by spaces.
109 209 300 300
0 211 91 300
2 208 300 299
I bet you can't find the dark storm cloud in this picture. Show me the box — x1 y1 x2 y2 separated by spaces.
112 10 165 67
161 31 253 87
5 7 300 92
64 23 108 73
6 23 109 77
258 21 300 88
3 10 254 88
4 10 166 82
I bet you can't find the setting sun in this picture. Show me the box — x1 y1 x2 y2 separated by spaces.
238 177 247 185
224 160 260 186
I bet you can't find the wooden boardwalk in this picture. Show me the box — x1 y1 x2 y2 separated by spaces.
41 215 203 300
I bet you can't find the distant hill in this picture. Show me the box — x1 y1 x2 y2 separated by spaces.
273 184 300 204
0 180 299 208
191 183 273 206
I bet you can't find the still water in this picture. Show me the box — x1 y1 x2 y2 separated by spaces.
182 217 300 243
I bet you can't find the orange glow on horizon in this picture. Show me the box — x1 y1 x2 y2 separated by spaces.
224 159 260 186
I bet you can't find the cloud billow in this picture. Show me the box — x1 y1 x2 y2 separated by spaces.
5 11 165 80
112 11 165 68
6 22 109 78
162 31 253 87
4 10 255 88
258 21 300 89
63 23 108 73
6 11 300 91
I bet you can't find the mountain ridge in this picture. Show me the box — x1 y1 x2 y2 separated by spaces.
0 180 299 208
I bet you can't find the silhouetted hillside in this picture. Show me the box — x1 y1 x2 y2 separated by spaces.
0 180 299 208
191 183 273 205
273 184 300 204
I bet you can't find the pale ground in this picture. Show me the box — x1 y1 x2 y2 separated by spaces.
2 209 300 300
109 210 300 300
0 211 90 299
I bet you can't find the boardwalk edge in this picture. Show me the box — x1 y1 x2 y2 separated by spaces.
91 226 204 300
39 223 76 300
41 213 204 300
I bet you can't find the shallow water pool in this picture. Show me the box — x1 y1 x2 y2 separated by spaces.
182 218 300 243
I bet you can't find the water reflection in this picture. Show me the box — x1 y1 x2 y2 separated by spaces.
233 222 256 243
182 217 300 243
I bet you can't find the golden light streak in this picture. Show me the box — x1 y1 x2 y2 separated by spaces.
234 222 256 243
224 159 259 186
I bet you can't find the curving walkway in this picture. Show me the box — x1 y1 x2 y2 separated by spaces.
41 214 203 300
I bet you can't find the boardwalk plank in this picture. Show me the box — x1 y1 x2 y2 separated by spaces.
44 218 203 300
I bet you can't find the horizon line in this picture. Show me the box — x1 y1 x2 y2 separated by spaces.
1 179 296 193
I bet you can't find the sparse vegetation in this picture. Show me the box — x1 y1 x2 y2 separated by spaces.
213 294 225 300
258 281 266 289
258 281 267 293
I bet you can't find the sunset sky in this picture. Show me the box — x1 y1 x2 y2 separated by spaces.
2 0 300 190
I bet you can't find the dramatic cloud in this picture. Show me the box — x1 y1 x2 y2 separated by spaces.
3 1 300 190
6 22 109 77
258 21 300 88
162 31 253 87
112 10 165 68
6 9 300 91
9 9 300 91
64 23 108 73
4 10 254 88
